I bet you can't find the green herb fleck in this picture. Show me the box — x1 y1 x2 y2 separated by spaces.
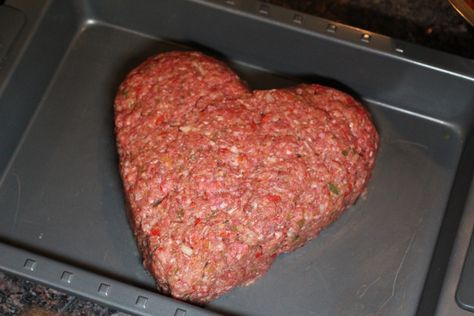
328 182 340 195
342 149 349 157
293 234 300 242
297 219 305 228
121 89 129 97
151 199 162 207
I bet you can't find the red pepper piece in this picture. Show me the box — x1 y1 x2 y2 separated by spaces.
155 115 165 125
266 194 282 203
250 121 257 131
261 114 271 124
150 227 161 236
219 148 230 155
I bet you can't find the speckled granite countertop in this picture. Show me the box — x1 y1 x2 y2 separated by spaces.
1 1 473 316
267 0 474 59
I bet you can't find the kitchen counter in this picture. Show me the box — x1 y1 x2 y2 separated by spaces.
1 0 472 315
268 0 474 59
0 272 125 316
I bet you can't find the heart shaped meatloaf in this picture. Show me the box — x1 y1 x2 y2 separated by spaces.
114 51 379 302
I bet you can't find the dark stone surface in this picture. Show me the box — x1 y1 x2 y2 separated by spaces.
268 0 474 59
0 272 128 316
1 1 472 315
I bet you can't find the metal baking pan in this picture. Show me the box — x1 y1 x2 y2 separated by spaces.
0 0 473 315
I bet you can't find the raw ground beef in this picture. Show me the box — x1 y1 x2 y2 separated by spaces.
114 51 379 303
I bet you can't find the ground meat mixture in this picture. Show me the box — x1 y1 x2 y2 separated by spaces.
114 51 379 303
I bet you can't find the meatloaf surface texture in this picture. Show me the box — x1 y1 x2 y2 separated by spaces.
114 51 379 303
